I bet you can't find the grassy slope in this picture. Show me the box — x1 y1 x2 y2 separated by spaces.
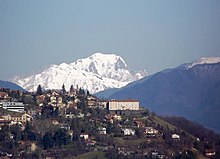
69 151 107 159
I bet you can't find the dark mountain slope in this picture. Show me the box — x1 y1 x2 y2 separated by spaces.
0 80 26 92
110 63 220 131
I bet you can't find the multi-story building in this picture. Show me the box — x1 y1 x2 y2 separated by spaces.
107 100 139 111
1 112 32 123
0 101 25 113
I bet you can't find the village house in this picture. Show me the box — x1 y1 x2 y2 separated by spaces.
87 98 98 108
0 116 11 129
1 112 32 123
145 127 159 136
67 100 77 109
107 100 139 111
122 128 135 136
51 119 59 125
98 100 108 109
105 115 114 123
77 112 85 118
133 120 145 128
0 92 9 100
204 149 216 157
65 111 75 119
68 130 74 140
49 95 57 107
80 133 89 140
97 127 107 134
36 95 46 104
57 96 64 108
172 134 180 139
85 140 96 146
60 123 70 130
113 114 122 121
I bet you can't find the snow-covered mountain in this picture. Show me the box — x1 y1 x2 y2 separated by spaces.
12 53 147 93
185 57 220 69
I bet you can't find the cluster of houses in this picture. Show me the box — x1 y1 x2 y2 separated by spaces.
0 91 32 129
0 88 142 131
0 88 217 158
0 89 178 139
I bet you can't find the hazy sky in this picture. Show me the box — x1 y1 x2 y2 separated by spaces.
1 0 220 80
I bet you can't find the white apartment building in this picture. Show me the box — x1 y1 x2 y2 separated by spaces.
0 101 25 113
107 100 139 111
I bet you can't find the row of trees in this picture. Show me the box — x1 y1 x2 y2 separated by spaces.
42 128 69 149
36 84 90 95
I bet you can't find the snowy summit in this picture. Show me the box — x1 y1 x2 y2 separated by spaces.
12 53 147 93
187 57 220 69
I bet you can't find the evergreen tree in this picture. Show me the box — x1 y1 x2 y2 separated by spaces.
53 128 69 148
36 84 43 95
86 90 90 96
43 132 54 149
70 85 74 92
62 83 66 93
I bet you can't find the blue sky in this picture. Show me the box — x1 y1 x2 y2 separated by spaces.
1 0 220 80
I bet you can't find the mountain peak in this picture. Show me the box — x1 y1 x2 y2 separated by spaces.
187 57 220 69
12 52 147 93
70 52 143 82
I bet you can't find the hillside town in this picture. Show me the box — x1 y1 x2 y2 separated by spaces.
0 85 219 159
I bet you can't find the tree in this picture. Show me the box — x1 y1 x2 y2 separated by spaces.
79 88 85 96
11 124 21 142
70 85 74 92
42 132 54 149
70 118 78 130
62 84 66 94
36 84 43 95
53 128 69 148
24 122 31 133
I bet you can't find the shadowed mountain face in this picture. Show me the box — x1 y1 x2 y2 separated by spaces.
0 80 26 92
109 63 220 132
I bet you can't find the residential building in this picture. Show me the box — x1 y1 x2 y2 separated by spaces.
145 127 159 136
80 133 89 140
204 149 216 157
107 100 139 111
97 127 107 134
0 92 9 100
113 114 122 121
133 120 145 128
122 128 135 136
172 134 180 139
1 112 32 123
0 101 25 113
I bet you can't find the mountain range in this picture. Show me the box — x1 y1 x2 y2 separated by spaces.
102 57 220 132
12 53 147 94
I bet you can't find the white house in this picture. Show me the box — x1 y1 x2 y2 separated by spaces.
145 127 158 135
0 101 25 113
172 134 180 139
122 128 135 136
80 133 89 140
107 100 139 111
97 127 107 134
204 149 216 157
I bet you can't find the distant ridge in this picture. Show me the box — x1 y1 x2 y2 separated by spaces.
106 57 220 132
0 80 26 92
